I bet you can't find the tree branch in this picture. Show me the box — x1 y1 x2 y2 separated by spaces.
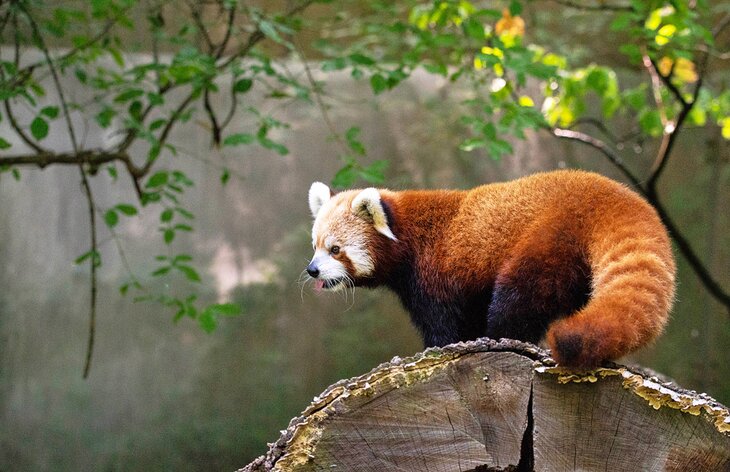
645 50 707 199
0 149 130 167
552 127 644 189
19 2 99 378
547 0 633 12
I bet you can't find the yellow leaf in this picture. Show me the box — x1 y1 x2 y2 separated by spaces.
657 56 673 76
673 58 698 83
495 8 525 37
518 96 534 107
645 8 663 30
655 24 676 45
721 117 730 140
493 62 504 77
645 5 675 30
481 46 504 59
657 57 698 83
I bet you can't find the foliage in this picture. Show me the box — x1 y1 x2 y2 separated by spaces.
1 0 729 376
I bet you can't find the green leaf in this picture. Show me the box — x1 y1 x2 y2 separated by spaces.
175 207 195 219
177 264 201 282
258 137 288 155
345 126 366 156
223 133 255 146
234 78 253 93
173 254 193 263
149 118 167 131
370 74 388 94
618 44 642 63
107 165 117 180
40 106 59 119
358 160 388 184
486 139 513 159
163 229 175 245
221 168 230 185
115 204 138 216
30 117 49 140
509 0 523 16
349 53 375 66
75 68 88 84
174 224 193 232
463 18 485 40
198 311 216 333
0 137 11 149
423 63 448 77
96 107 116 128
639 109 663 137
151 266 171 277
146 171 169 188
332 164 358 188
586 68 610 95
207 303 241 317
104 209 118 228
114 89 144 103
321 57 348 71
75 250 100 267
160 208 174 222
108 47 125 67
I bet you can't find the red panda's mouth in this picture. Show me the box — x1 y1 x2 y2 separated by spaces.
313 278 345 292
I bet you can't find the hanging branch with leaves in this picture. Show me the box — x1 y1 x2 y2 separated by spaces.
0 0 326 376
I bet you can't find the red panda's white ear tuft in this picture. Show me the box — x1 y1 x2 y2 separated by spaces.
309 182 332 218
351 188 397 241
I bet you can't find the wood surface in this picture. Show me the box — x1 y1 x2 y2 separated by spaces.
240 338 730 472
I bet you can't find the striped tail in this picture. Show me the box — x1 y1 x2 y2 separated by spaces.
546 216 676 368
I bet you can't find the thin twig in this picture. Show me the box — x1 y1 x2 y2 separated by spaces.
19 2 99 378
188 1 215 54
548 0 633 12
645 52 707 196
296 45 351 157
647 57 686 106
570 117 622 144
214 6 236 58
552 127 644 190
2 99 47 153
218 0 316 70
643 55 669 124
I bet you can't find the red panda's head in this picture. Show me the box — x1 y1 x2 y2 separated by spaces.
306 182 397 291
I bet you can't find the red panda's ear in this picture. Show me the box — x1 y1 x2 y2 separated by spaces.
351 188 397 241
309 182 332 218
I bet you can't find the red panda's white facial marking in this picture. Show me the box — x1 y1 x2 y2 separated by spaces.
307 183 394 290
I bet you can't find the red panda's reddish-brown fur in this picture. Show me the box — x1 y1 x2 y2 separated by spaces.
308 170 676 368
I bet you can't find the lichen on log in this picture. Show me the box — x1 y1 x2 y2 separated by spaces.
240 338 730 472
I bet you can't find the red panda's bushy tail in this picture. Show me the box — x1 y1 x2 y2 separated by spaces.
546 213 676 368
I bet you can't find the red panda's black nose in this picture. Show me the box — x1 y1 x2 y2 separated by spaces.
306 263 320 278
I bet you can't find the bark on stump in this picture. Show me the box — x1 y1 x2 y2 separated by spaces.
240 338 730 472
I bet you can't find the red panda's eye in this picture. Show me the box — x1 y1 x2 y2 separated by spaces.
331 245 340 255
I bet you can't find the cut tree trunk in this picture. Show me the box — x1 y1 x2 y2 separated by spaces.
240 339 730 472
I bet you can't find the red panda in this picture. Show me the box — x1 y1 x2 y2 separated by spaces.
306 170 676 369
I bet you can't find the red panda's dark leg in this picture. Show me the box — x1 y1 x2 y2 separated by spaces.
486 226 591 346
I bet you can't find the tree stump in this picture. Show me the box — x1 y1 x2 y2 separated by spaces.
240 339 730 471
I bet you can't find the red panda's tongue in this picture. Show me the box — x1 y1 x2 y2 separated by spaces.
313 279 325 293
